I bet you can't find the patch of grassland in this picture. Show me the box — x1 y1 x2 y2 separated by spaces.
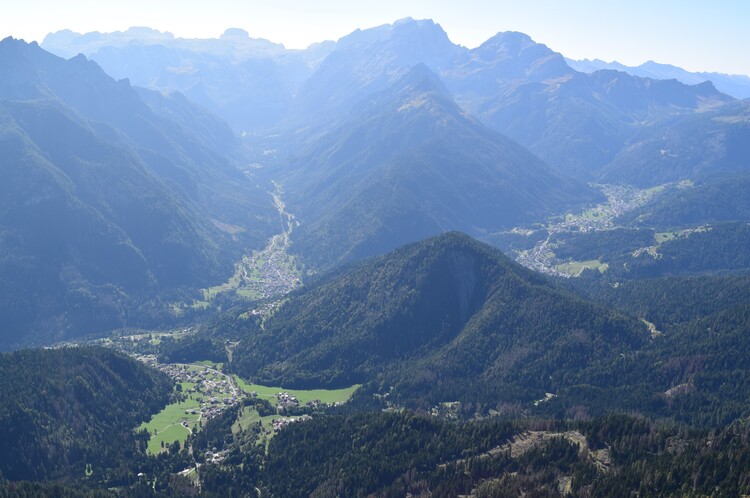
232 407 276 435
580 208 606 220
211 219 246 236
138 384 201 454
556 259 609 277
655 232 678 244
643 185 665 197
233 377 360 405
149 424 191 454
203 278 239 301
655 226 711 245
236 288 261 299
231 406 306 450
194 360 219 368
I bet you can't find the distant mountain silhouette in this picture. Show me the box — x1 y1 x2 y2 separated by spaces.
43 21 736 181
284 18 463 129
444 32 732 177
42 27 331 131
567 57 750 99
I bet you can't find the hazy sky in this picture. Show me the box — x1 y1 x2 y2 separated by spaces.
2 0 749 75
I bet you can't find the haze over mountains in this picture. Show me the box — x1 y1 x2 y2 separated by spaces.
42 20 737 178
0 19 748 348
0 36 275 347
567 57 750 99
0 18 745 347
281 64 599 267
2 14 750 497
43 19 742 264
42 27 331 131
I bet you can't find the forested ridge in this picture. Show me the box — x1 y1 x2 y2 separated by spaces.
0 38 276 348
0 347 172 482
228 232 648 407
36 406 746 497
255 412 750 498
567 272 750 329
4 233 750 496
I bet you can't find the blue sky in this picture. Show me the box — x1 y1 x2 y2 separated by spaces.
2 0 749 75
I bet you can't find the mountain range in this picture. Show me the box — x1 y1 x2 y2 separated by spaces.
2 16 750 496
567 57 750 99
600 100 750 186
42 27 332 132
42 20 737 180
222 229 750 429
280 65 600 267
3 19 747 345
0 37 276 348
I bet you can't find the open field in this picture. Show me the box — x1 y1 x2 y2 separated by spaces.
555 259 609 276
233 378 360 405
136 361 359 454
655 226 711 245
230 380 360 448
655 231 678 244
232 407 276 434
137 361 240 454
138 384 201 454
231 406 294 450
150 425 191 454
193 360 223 368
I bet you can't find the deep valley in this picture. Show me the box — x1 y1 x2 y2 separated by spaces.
1 11 750 497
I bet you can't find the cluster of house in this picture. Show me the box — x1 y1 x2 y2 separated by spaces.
275 391 325 414
134 354 158 368
204 448 228 465
271 415 312 431
241 248 301 301
247 301 279 317
159 363 193 382
148 362 242 421
429 401 460 419
276 391 299 409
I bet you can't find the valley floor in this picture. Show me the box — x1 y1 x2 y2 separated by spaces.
508 182 670 276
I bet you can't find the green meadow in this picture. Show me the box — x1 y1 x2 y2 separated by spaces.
233 377 360 405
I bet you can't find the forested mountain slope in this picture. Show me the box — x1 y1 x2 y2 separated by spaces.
0 347 171 482
0 38 276 347
230 232 647 406
282 66 600 268
600 100 750 186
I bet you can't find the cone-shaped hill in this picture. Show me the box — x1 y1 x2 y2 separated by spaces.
230 232 648 406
